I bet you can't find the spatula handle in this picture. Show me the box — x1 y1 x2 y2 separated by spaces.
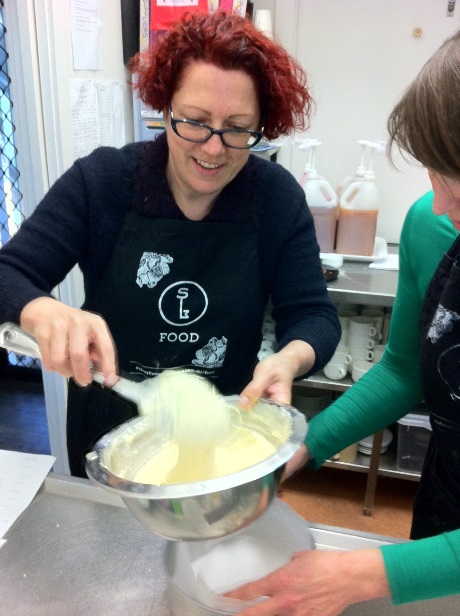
0 322 41 358
0 322 142 402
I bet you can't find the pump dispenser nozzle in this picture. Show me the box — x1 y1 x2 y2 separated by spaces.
356 140 368 177
293 137 322 186
307 140 321 180
364 142 379 181
337 140 369 199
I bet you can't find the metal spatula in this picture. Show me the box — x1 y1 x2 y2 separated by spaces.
0 321 148 405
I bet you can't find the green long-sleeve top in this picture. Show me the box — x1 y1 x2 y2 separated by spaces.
305 192 460 605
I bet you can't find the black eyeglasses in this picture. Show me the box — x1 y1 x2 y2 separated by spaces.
169 102 263 150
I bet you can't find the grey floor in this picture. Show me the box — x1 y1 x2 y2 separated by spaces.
0 377 50 455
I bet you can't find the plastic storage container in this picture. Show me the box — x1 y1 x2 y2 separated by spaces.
335 169 379 256
335 143 380 256
302 142 338 253
305 171 338 253
397 411 432 473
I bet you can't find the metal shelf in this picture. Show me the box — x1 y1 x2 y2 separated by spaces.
324 450 421 482
290 250 425 513
288 250 405 513
325 244 399 308
296 372 353 392
293 373 422 483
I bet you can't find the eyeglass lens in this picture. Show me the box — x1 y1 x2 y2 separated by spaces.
174 120 259 148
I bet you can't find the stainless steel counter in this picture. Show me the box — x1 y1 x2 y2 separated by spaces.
326 246 399 307
1 473 459 615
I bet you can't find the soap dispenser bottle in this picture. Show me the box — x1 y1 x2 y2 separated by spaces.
335 143 380 256
302 141 338 253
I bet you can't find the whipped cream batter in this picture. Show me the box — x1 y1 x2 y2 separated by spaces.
116 370 290 485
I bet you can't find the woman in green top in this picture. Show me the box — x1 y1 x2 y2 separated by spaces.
231 29 460 616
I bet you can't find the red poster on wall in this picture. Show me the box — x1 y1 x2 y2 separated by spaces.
150 1 209 31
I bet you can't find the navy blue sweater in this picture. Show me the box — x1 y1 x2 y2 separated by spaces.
0 134 340 376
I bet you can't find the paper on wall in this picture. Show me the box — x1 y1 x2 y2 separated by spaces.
69 79 125 159
69 0 103 70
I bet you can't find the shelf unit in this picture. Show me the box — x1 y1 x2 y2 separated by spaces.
294 247 421 513
294 372 420 481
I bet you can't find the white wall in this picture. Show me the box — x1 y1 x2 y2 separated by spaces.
253 0 460 242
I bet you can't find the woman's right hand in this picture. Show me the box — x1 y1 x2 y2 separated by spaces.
20 297 117 386
226 547 391 616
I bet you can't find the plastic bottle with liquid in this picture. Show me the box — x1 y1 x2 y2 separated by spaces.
303 143 338 253
335 144 380 256
336 140 368 200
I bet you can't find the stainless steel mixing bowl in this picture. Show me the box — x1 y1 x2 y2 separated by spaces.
85 396 307 541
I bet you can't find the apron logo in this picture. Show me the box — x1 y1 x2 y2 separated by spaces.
136 252 174 288
427 304 460 343
159 280 208 326
177 287 189 319
192 336 227 368
159 332 199 342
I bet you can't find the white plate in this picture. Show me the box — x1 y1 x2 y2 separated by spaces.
358 428 393 449
358 445 389 456
320 237 388 263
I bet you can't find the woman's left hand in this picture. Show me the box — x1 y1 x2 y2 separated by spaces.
239 340 315 408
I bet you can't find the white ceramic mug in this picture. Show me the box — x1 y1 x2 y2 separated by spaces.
360 308 384 334
324 362 347 380
335 343 350 353
339 329 349 345
338 315 352 330
330 351 352 365
373 344 386 363
349 346 374 364
347 334 375 350
349 316 378 339
352 360 374 382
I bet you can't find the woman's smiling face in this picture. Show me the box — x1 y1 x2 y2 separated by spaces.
165 60 260 219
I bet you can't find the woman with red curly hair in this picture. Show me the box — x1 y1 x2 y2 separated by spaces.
0 11 339 476
130 11 312 140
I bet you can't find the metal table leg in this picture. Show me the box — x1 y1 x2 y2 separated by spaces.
363 429 384 516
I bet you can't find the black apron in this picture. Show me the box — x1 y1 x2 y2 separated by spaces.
413 233 460 538
67 213 265 477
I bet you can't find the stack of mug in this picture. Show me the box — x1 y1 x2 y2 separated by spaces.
348 316 378 368
323 305 391 381
323 343 352 381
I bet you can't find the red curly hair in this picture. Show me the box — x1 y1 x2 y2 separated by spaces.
128 11 313 140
